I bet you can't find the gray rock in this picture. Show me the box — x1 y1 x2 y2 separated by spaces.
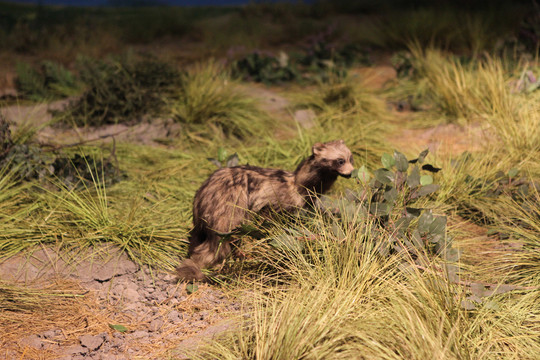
80 334 105 351
65 344 89 355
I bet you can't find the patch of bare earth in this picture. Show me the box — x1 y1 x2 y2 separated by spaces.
0 101 183 148
0 245 239 359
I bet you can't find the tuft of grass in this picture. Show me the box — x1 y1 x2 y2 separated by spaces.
171 61 273 140
39 160 188 269
196 210 540 359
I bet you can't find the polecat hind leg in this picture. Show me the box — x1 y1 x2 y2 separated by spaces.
177 230 232 282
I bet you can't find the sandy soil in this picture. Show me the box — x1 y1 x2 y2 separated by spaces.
0 245 240 359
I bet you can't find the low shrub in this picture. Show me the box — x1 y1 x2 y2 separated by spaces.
58 54 182 126
15 61 81 101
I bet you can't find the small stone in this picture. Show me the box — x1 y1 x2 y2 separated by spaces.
41 329 62 339
124 281 139 291
65 344 89 355
169 298 179 305
20 334 43 349
80 334 105 351
162 273 175 282
156 293 166 303
123 287 140 301
100 354 122 360
168 310 180 323
123 302 140 312
148 318 163 332
112 284 124 296
130 330 149 339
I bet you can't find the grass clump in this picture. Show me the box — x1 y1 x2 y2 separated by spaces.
197 210 540 359
15 61 81 102
171 61 273 140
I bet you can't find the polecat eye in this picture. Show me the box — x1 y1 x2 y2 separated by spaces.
337 159 345 165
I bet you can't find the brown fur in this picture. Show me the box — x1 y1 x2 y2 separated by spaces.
176 140 354 281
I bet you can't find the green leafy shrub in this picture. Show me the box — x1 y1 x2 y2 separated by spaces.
59 54 182 126
0 114 12 157
15 61 81 101
0 116 122 186
232 52 299 84
316 149 456 269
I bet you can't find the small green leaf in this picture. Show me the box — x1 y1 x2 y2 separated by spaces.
394 216 412 236
217 147 228 162
374 168 394 184
405 207 422 217
355 165 370 183
484 300 500 311
369 202 390 216
410 229 423 249
508 168 518 178
407 165 420 188
417 149 429 163
413 184 440 198
331 221 346 239
186 283 199 295
417 210 433 233
109 324 128 333
381 153 395 169
420 175 433 185
384 187 398 204
444 248 462 262
394 150 409 172
429 216 447 236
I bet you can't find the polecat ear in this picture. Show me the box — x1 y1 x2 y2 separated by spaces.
312 142 325 156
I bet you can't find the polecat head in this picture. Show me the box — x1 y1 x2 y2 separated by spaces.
312 139 354 178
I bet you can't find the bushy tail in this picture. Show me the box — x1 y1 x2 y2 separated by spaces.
176 259 206 282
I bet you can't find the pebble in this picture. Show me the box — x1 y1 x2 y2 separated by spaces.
80 334 105 351
148 318 164 332
64 344 89 355
130 330 149 339
123 287 140 301
168 310 181 323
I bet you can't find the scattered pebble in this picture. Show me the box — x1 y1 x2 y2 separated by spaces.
80 334 105 351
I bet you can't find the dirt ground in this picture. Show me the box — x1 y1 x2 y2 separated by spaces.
0 245 240 359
